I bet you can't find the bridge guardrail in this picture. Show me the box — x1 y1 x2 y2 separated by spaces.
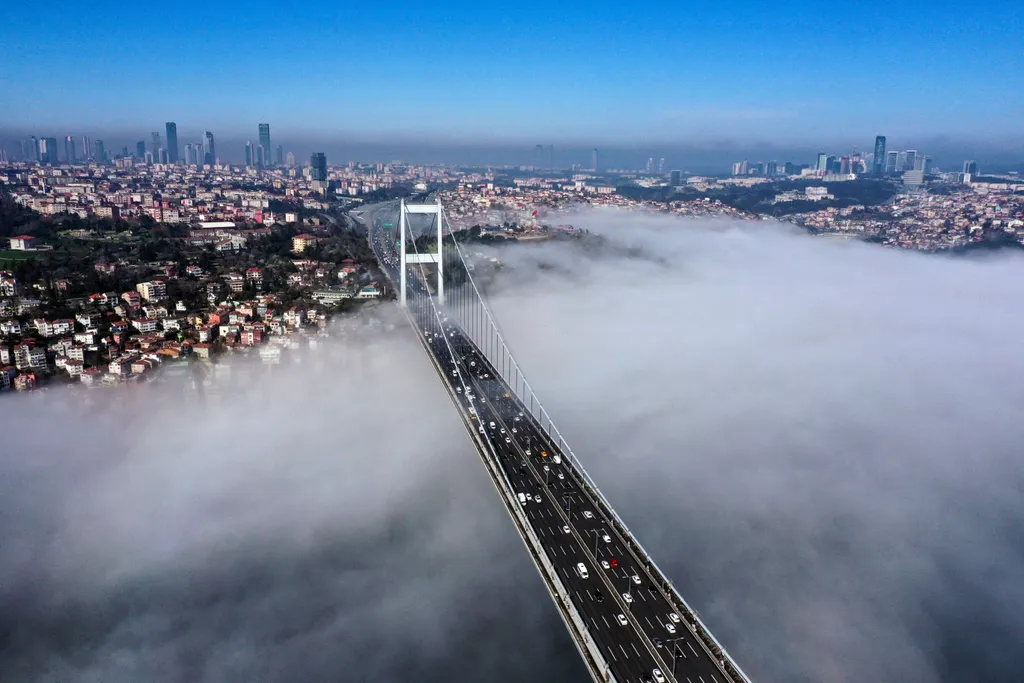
401 296 617 683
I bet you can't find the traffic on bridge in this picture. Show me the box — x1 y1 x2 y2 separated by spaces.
354 199 749 683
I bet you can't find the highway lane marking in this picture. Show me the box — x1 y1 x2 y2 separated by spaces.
699 677 706 683
689 642 698 657
712 676 720 683
637 590 647 602
645 616 653 628
620 644 629 659
631 643 641 658
601 615 610 628
609 648 617 662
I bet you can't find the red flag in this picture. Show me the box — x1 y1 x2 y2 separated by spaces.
532 209 538 216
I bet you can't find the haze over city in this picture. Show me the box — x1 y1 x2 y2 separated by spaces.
2 1 1023 682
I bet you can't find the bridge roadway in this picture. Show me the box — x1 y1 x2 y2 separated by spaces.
358 203 734 683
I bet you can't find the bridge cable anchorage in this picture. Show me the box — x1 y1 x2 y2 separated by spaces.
387 198 754 683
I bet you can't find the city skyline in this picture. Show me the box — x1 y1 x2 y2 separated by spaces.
1 1 1021 144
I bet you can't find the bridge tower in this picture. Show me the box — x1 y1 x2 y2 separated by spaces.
398 198 445 307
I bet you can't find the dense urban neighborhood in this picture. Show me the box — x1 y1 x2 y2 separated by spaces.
1 153 1022 392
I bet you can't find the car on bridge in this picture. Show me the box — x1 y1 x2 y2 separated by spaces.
576 562 589 579
616 614 628 626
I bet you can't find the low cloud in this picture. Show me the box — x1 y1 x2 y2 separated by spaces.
5 214 1024 682
0 312 588 682
473 210 1024 681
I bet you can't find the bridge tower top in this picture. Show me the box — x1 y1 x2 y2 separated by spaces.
398 198 445 307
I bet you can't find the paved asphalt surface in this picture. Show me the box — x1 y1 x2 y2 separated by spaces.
355 202 734 683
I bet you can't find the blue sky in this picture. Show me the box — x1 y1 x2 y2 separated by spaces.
1 0 1021 145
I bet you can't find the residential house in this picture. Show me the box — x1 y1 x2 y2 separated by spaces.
0 366 16 391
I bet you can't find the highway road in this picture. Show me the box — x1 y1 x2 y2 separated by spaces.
356 201 737 683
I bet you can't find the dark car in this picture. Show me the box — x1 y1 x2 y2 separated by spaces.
593 589 604 602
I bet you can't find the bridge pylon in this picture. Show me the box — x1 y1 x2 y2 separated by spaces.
398 197 445 307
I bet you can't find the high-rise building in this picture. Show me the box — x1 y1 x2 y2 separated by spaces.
165 122 178 163
765 160 778 177
64 135 76 163
276 145 283 166
963 160 978 175
645 157 655 173
920 155 932 174
872 136 886 174
591 148 599 172
534 144 544 167
184 143 194 165
885 151 899 173
95 140 106 163
145 152 154 165
670 170 682 185
310 152 327 181
286 151 295 167
244 142 254 167
40 137 59 164
546 145 554 169
30 136 40 162
82 136 92 161
203 131 215 166
904 150 917 172
658 157 665 173
816 152 828 172
136 141 146 159
256 145 266 168
158 149 168 164
258 124 271 165
151 132 161 157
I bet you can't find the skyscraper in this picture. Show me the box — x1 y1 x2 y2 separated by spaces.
203 132 215 166
920 155 932 174
40 137 59 164
645 157 654 173
82 136 92 161
276 145 283 166
670 170 682 185
30 136 39 162
546 145 554 170
658 157 665 173
151 132 161 158
64 135 76 163
184 143 194 165
245 142 254 167
963 160 978 175
95 140 106 163
256 145 266 168
816 152 828 172
765 161 778 177
534 144 544 167
258 124 271 165
591 148 599 172
310 152 327 181
886 151 899 173
165 122 178 163
286 151 295 167
136 141 146 159
873 136 886 174
904 150 917 172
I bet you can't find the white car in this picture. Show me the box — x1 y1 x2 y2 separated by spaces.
601 560 610 569
505 437 511 444
631 575 641 584
543 465 550 472
622 592 633 604
534 494 542 503
558 472 565 480
500 428 506 434
525 449 532 455
652 669 666 683
616 614 628 626
562 525 571 534
665 623 676 634
601 533 611 543
582 511 594 519
668 613 681 624
512 428 517 434
478 426 485 433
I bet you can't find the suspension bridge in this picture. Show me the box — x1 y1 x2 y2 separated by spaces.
355 199 752 683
